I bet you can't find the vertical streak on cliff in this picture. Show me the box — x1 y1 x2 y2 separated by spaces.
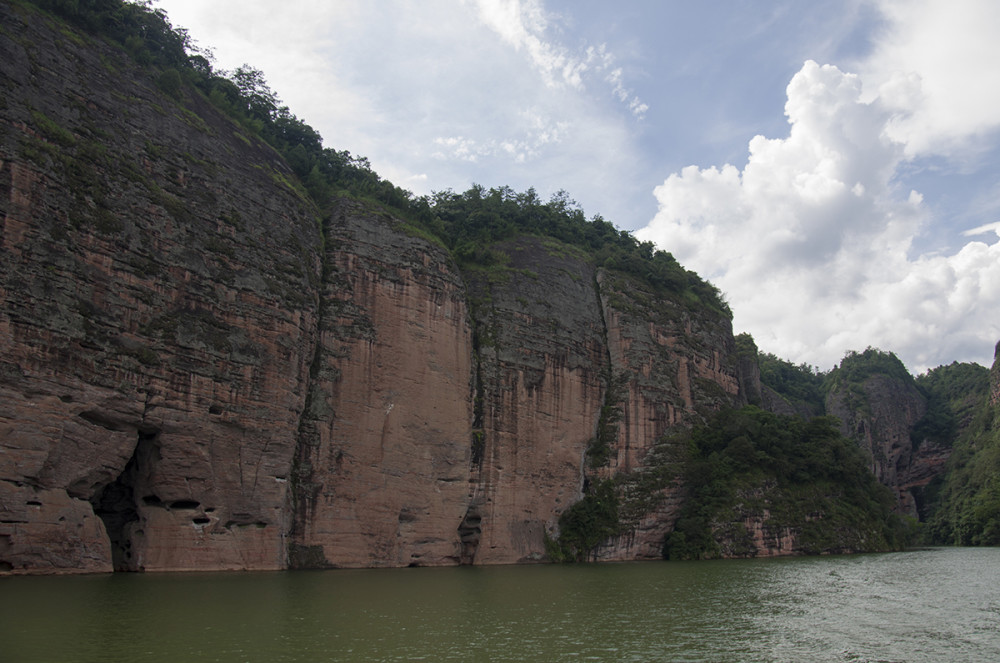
457 302 492 564
288 200 474 568
584 272 623 476
287 218 333 569
462 237 607 564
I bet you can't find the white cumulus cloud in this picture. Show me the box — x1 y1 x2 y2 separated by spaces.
859 0 1000 157
636 58 1000 372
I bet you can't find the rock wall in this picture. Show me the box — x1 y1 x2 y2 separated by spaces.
463 239 608 564
595 270 744 560
0 4 748 574
288 202 474 568
825 376 928 517
1 3 322 572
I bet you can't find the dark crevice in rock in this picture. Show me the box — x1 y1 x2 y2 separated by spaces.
460 285 497 565
169 500 200 510
288 212 334 569
470 320 486 469
588 271 620 471
457 504 483 565
89 428 161 571
78 409 127 432
90 466 138 571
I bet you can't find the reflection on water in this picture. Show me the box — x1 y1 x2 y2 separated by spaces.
1 547 998 662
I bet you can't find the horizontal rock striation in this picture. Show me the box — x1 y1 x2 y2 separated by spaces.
0 4 759 574
1 3 322 572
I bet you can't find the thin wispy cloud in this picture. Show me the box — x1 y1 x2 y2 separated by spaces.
469 0 648 117
434 110 570 163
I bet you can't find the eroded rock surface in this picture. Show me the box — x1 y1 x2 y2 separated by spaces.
826 376 929 517
1 3 321 572
289 203 474 568
0 4 761 574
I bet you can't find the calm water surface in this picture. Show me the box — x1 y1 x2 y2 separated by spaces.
1 547 998 662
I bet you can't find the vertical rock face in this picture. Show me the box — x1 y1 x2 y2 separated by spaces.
289 203 474 568
1 4 322 572
1 4 751 574
464 239 607 564
825 376 928 516
595 272 744 560
459 240 745 564
599 271 743 469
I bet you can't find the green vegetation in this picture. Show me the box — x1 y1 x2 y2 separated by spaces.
758 352 825 412
823 346 913 393
29 108 76 146
586 371 627 468
663 406 904 560
913 362 990 447
927 410 1000 545
921 362 998 545
547 479 621 562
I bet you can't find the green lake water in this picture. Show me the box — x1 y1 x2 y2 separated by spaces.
2 547 998 662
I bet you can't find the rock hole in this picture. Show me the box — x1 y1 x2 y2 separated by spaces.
208 404 222 415
457 505 484 565
170 500 200 510
90 469 138 571
90 427 161 571
78 410 126 432
26 500 42 506
141 495 163 506
192 517 210 525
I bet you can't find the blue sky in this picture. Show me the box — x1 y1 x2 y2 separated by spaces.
153 0 1000 373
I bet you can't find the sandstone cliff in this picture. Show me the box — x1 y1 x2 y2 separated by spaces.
1 4 751 573
1 3 326 572
288 201 475 568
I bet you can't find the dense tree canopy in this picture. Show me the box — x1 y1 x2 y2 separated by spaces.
823 347 913 393
757 351 825 412
663 406 904 560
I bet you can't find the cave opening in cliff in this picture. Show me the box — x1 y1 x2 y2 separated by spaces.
89 428 160 571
